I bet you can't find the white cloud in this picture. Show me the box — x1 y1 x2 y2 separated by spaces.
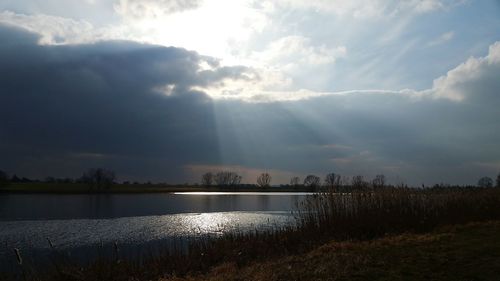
0 11 95 44
427 31 454 46
116 0 270 60
225 36 347 97
197 78 409 102
114 0 202 19
3 1 495 108
0 10 136 45
276 0 383 18
275 0 457 19
401 0 445 13
254 36 346 67
431 41 500 101
198 41 500 104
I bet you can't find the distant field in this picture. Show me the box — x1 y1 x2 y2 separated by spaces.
0 183 312 193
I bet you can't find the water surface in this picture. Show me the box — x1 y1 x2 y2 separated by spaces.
0 192 309 270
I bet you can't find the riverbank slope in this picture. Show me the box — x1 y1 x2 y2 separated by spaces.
163 221 500 281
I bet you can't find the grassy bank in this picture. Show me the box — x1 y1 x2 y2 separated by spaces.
163 221 500 281
0 182 314 193
2 187 500 280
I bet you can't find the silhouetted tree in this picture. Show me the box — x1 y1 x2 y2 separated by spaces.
11 174 21 183
257 172 272 187
496 173 500 188
228 172 242 186
290 176 300 187
352 175 368 190
81 168 115 190
372 174 386 189
214 171 241 187
324 173 340 189
304 175 320 189
478 176 493 188
341 176 350 186
0 170 9 187
45 176 56 183
201 172 214 187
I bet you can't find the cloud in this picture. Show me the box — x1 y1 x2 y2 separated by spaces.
200 36 347 101
0 11 95 44
114 0 202 19
427 31 454 46
198 40 500 104
0 24 499 186
430 41 500 101
399 0 445 13
275 0 457 18
0 24 251 181
191 41 500 184
255 36 346 67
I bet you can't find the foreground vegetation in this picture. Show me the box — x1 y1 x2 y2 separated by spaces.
2 187 500 280
163 221 500 281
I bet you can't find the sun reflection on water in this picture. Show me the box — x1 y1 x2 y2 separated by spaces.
0 212 294 253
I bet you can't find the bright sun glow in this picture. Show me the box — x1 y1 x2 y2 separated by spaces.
133 0 266 65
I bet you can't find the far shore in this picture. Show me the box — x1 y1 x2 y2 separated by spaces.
0 182 316 194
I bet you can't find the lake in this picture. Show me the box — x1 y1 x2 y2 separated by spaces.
0 192 310 270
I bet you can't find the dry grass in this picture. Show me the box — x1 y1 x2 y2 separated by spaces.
160 221 500 281
296 187 500 240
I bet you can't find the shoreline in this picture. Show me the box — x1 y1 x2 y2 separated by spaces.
0 183 315 194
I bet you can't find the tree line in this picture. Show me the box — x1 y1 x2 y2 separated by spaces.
200 171 388 190
201 171 500 190
0 168 115 190
1 168 500 190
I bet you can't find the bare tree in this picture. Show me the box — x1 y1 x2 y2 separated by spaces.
214 171 242 187
352 175 367 190
324 173 340 188
201 172 214 187
341 175 350 187
496 172 500 188
372 174 386 189
214 172 226 186
81 168 115 190
257 172 272 188
304 175 320 189
228 172 242 186
478 176 493 188
290 176 300 187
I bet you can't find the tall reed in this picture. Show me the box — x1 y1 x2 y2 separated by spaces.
295 186 500 240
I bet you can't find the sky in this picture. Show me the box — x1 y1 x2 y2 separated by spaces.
0 0 499 185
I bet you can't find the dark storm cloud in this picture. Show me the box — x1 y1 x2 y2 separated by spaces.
0 24 251 181
1 23 499 185
210 89 500 185
204 43 500 185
